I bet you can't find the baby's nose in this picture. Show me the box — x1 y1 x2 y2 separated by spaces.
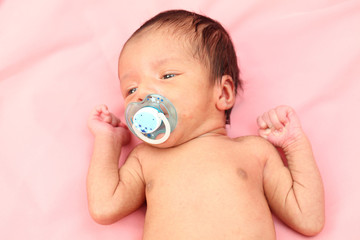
137 91 147 102
136 86 156 102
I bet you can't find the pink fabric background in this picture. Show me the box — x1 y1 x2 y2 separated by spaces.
1 0 359 239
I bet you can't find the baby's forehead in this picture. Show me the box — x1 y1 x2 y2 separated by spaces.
121 29 205 64
125 23 202 52
118 24 211 80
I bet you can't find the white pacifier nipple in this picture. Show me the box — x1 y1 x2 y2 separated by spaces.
125 94 177 145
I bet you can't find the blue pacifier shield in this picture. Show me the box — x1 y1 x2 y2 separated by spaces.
125 94 177 144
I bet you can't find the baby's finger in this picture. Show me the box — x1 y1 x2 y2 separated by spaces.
89 105 106 119
109 113 120 127
258 128 271 139
277 105 302 128
257 116 268 129
102 115 112 124
90 107 100 117
118 120 128 129
261 112 273 129
102 106 110 115
94 104 109 115
275 106 290 125
269 109 283 130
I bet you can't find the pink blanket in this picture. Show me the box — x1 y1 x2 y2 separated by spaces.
1 0 359 239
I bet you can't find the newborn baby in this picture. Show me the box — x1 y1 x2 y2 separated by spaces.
87 10 324 240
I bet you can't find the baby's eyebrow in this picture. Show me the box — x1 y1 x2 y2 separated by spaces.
119 73 129 81
151 57 181 68
119 71 137 82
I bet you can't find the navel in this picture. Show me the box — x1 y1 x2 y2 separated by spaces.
236 168 248 180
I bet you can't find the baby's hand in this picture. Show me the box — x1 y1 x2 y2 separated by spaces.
88 105 130 145
257 106 304 148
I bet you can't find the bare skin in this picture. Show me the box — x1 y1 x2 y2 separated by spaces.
87 29 325 239
136 133 276 240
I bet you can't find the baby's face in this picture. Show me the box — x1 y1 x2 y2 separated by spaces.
118 29 220 147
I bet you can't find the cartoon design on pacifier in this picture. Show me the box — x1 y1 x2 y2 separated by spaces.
125 94 177 144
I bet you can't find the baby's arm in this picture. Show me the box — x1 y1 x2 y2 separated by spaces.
257 106 325 236
87 105 145 225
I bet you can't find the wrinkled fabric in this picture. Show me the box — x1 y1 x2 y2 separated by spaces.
1 0 359 239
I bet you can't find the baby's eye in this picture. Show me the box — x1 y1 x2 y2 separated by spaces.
162 73 176 80
128 87 137 95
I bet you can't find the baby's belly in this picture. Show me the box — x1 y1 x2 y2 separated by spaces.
142 173 276 240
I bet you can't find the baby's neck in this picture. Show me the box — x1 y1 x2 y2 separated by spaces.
196 126 227 139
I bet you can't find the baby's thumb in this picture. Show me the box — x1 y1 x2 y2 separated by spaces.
258 128 271 139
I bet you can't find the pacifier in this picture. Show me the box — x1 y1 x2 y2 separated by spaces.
125 94 177 144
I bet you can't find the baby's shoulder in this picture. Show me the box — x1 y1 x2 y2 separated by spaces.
129 142 153 156
128 142 166 160
233 135 269 145
233 135 278 156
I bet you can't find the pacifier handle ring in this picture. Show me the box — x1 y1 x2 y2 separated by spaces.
132 112 171 144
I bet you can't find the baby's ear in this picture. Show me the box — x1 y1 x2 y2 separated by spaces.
215 75 236 111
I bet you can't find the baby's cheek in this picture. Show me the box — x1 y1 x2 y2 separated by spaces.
178 110 196 125
180 111 192 119
172 111 191 137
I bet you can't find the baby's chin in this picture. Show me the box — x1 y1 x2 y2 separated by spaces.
143 131 187 148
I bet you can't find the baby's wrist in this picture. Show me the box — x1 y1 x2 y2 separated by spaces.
94 133 124 149
282 131 311 155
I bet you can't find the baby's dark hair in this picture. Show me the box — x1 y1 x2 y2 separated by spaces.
126 10 242 124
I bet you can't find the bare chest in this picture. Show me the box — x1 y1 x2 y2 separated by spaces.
138 139 275 239
141 139 264 205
